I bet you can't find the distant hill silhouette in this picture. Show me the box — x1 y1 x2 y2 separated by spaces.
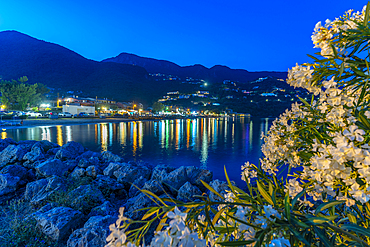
0 31 288 106
0 31 153 103
103 52 287 83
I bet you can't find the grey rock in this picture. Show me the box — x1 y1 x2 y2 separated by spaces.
125 193 155 220
142 180 165 195
0 173 21 196
36 159 69 177
0 165 29 186
128 176 147 198
55 141 84 160
113 164 151 187
47 147 60 156
66 215 116 247
88 201 116 217
33 206 84 242
37 140 60 152
77 158 90 168
162 166 188 192
70 167 86 180
0 138 17 152
89 156 100 166
0 145 28 168
103 162 122 177
86 165 97 179
92 175 125 191
177 181 202 202
186 166 213 192
208 179 229 202
77 151 102 161
151 165 175 182
101 151 122 163
23 145 45 165
25 176 67 206
68 185 105 214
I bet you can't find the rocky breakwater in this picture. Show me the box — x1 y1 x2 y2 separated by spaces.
0 138 229 246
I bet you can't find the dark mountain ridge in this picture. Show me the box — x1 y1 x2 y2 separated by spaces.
103 52 287 83
0 31 153 103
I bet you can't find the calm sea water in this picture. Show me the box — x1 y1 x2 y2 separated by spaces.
0 117 273 185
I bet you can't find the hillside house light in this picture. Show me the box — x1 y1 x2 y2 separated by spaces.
1 105 5 109
40 103 50 108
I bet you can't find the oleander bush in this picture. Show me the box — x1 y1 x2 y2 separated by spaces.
106 3 370 246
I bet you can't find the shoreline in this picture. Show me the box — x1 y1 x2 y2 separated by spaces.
1 116 226 129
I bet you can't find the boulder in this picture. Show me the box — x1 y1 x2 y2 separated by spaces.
70 167 86 180
125 193 156 220
68 185 105 214
128 176 147 198
0 173 21 196
113 164 151 187
23 145 45 167
47 147 60 157
186 166 213 192
24 176 67 206
55 141 84 160
33 206 84 242
142 180 165 195
66 215 116 247
88 201 116 217
103 162 122 177
92 175 125 192
77 158 90 168
35 159 69 177
161 166 188 192
77 151 102 161
101 151 122 163
177 182 202 202
0 165 29 186
37 140 60 152
151 165 176 182
0 138 17 152
0 145 28 168
86 165 97 179
208 179 229 202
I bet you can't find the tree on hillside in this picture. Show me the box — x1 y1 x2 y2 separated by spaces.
0 77 50 110
152 102 164 113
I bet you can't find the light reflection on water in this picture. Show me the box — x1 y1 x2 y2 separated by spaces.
1 117 273 185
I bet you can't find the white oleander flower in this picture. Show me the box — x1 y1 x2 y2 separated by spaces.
269 238 291 247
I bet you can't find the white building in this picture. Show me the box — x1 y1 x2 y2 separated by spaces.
63 105 95 115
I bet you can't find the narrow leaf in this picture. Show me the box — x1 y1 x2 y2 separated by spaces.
257 181 274 205
315 200 345 215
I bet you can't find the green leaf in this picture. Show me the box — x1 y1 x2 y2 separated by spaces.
364 1 370 25
339 62 344 78
141 189 168 207
142 208 159 220
341 224 370 238
315 200 345 215
288 227 310 246
305 216 330 225
256 181 274 205
200 180 224 199
292 189 306 208
284 194 291 222
212 208 226 226
268 182 273 196
217 240 256 246
347 213 357 224
314 226 334 247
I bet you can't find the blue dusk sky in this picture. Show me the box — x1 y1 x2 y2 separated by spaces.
0 0 365 71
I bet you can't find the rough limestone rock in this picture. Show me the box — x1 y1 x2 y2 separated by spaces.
23 145 45 167
36 140 60 152
101 151 122 163
88 201 116 217
67 215 116 247
77 158 90 168
186 166 213 192
151 165 176 182
0 145 28 168
142 179 165 195
0 138 17 152
103 163 122 177
47 147 60 157
177 182 202 202
33 206 84 242
86 165 97 179
35 159 69 177
25 176 67 206
70 167 86 180
0 165 29 186
125 193 156 220
68 185 105 214
209 179 229 202
113 164 151 187
77 151 102 161
55 141 84 161
92 175 125 192
128 176 148 198
161 166 188 192
0 173 21 196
